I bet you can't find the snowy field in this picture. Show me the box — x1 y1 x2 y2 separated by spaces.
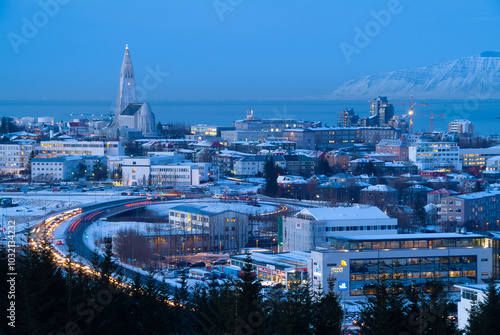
146 200 278 216
0 193 132 235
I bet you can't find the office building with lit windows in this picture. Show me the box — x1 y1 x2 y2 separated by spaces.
168 204 249 253
38 140 124 157
0 140 36 175
440 190 500 228
309 232 494 300
460 146 500 169
282 206 398 252
409 142 461 170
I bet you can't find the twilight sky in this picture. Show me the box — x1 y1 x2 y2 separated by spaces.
1 0 499 101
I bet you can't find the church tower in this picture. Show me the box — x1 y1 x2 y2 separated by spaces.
112 44 137 126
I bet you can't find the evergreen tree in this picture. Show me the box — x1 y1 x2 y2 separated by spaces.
311 278 343 335
76 162 86 180
359 277 408 335
264 156 278 196
421 281 457 335
16 234 67 334
315 157 331 176
92 160 106 181
282 282 313 335
465 280 500 335
174 272 189 306
0 116 7 134
21 151 36 179
236 252 265 334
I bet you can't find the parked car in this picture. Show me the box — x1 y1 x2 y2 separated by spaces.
212 259 228 265
190 261 206 268
176 261 191 268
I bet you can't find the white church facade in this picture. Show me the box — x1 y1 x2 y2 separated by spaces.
111 45 156 137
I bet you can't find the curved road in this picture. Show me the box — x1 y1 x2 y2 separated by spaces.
39 195 318 289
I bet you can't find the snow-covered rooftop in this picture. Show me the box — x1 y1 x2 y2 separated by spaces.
296 205 390 221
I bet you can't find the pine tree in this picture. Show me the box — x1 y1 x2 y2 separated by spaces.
282 282 313 335
465 280 500 335
311 278 343 335
174 272 189 306
92 160 106 181
359 277 409 335
17 234 68 334
264 156 278 196
21 151 35 179
236 252 265 334
315 157 331 176
0 116 7 134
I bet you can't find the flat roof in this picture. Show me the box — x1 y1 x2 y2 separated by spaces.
297 205 390 220
455 190 500 200
231 251 311 269
333 232 486 241
455 283 500 292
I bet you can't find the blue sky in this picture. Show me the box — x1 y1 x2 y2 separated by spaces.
1 0 499 101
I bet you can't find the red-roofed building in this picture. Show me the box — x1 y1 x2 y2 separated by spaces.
68 122 89 137
427 188 459 205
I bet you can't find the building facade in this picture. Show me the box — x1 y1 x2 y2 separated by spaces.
376 139 410 161
310 233 493 300
409 142 461 171
38 141 124 157
449 119 474 135
282 206 398 252
0 141 36 175
440 190 500 228
31 156 80 182
168 204 249 253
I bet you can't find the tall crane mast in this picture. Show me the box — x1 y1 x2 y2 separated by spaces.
418 110 445 133
367 95 429 133
407 95 430 133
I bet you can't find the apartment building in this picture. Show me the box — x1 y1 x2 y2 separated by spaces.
0 140 36 175
440 190 500 227
409 142 461 171
38 140 124 157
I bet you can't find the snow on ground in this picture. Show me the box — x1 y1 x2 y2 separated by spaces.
83 220 175 250
204 177 263 195
0 193 132 234
146 200 278 216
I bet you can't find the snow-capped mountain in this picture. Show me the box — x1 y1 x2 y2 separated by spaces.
326 51 500 100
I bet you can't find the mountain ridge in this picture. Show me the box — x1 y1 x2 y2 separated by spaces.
326 52 500 100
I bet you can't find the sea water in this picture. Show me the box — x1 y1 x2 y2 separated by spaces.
0 99 499 136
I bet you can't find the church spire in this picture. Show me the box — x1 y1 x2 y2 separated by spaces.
112 44 137 126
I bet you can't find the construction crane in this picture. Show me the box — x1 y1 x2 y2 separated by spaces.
407 95 430 133
417 110 445 133
367 95 429 133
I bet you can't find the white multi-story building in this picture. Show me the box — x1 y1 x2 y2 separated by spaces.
122 154 217 186
282 205 398 252
409 142 461 171
151 162 216 186
31 156 80 182
461 146 500 169
233 155 286 176
456 283 500 331
221 130 266 143
38 141 124 157
121 156 174 186
0 140 36 175
449 119 474 135
310 232 493 300
168 204 249 253
486 155 500 170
